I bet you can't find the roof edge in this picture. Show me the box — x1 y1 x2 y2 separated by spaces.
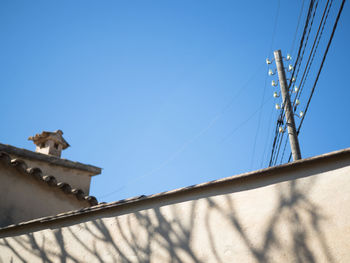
1 147 350 233
0 151 98 207
0 143 101 175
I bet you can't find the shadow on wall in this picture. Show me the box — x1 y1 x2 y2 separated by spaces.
0 177 336 263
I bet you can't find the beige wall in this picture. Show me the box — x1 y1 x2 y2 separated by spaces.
0 162 90 228
1 155 350 262
9 155 93 195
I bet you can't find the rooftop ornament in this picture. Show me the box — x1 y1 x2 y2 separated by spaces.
28 130 70 158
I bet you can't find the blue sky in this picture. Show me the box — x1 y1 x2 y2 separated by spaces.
0 0 349 202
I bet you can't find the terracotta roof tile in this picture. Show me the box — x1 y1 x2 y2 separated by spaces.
0 151 98 206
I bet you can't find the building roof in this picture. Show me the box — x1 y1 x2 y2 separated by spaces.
0 151 98 207
1 147 350 234
0 143 101 175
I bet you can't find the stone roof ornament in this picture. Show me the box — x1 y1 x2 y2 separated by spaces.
28 130 70 157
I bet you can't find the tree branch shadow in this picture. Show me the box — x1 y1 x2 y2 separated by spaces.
0 173 336 262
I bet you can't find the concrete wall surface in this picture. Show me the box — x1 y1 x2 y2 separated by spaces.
9 155 92 195
0 162 89 228
0 143 101 196
1 156 350 262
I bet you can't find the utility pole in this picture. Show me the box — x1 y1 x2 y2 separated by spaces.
274 50 302 161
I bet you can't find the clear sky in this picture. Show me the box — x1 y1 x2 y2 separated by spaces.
0 0 349 203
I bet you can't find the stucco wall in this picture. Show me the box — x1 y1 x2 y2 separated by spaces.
1 155 350 262
0 162 90 228
9 155 93 195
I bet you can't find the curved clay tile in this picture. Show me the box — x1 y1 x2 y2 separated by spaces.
0 151 98 206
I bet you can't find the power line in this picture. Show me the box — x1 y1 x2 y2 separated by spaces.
250 72 268 169
288 0 346 162
279 0 333 165
99 64 266 200
279 134 289 164
260 102 277 167
272 122 286 165
290 0 307 56
298 0 346 137
268 0 281 57
268 0 316 166
291 0 320 91
295 0 333 104
285 0 317 98
268 0 320 166
100 93 272 200
251 0 280 169
268 119 281 166
222 96 273 142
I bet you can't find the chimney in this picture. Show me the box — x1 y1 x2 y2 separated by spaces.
28 130 69 157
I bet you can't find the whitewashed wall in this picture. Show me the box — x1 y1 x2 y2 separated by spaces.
0 161 90 228
1 155 350 262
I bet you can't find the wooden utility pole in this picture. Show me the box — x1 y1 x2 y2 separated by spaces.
274 50 302 161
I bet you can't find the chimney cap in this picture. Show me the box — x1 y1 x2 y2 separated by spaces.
28 130 70 149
